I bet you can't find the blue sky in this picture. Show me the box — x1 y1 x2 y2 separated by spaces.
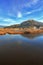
0 0 43 26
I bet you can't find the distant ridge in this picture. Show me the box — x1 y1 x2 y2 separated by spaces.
4 20 43 28
0 25 5 28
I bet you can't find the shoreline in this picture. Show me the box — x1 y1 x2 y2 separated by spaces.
0 28 43 35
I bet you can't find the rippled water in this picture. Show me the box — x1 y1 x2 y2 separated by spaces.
0 34 43 65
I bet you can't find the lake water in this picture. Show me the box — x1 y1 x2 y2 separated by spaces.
0 34 43 65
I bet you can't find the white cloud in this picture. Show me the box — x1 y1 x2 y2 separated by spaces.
17 11 22 18
37 16 43 22
0 23 10 26
25 12 32 15
23 0 39 8
8 13 14 17
36 15 43 22
8 11 16 17
25 7 42 15
38 16 43 20
38 20 43 22
3 18 15 23
32 0 39 4
0 17 17 26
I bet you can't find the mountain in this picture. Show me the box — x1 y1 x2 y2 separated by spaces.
0 25 5 28
4 20 43 28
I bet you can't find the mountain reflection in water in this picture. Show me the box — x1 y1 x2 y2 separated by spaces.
21 34 43 39
0 34 43 65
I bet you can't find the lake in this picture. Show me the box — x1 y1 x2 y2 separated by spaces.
0 34 43 65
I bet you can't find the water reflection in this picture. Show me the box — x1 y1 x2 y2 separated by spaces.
21 34 43 39
0 33 43 39
0 34 43 65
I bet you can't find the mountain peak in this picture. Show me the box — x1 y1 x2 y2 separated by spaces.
5 19 43 28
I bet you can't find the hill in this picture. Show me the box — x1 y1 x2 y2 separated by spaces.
4 20 43 28
0 25 5 28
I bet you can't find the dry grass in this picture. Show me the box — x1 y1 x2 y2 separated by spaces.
0 28 43 35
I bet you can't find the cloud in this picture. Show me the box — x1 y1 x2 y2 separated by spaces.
3 18 15 23
0 23 11 26
0 17 17 26
32 0 39 4
25 7 42 15
7 8 16 17
17 11 22 18
38 20 43 22
8 12 14 17
36 16 43 22
38 16 43 20
25 11 32 15
23 0 39 8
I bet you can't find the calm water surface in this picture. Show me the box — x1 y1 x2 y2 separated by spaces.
0 34 43 65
